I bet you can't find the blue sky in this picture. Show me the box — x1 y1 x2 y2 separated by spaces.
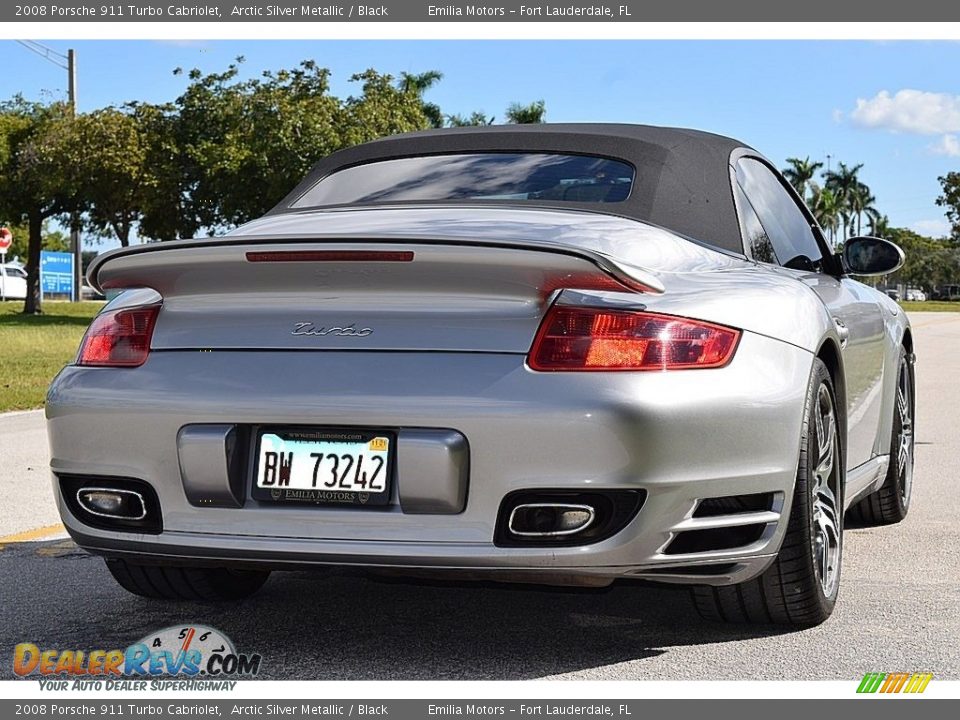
5 40 960 248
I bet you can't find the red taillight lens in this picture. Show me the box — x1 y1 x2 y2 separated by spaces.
528 307 740 371
77 305 161 367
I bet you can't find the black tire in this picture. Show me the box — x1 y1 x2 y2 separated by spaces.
692 359 843 626
848 346 914 525
105 559 269 601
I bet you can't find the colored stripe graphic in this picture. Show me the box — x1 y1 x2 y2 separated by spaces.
857 672 932 694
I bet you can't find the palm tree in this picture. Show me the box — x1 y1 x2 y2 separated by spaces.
810 186 842 244
504 100 546 124
824 162 864 241
848 182 878 236
446 111 495 127
783 157 823 201
868 213 891 238
399 71 444 128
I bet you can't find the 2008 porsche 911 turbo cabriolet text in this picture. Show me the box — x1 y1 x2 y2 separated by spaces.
47 124 915 626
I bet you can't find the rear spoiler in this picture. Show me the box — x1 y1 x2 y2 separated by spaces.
88 235 666 296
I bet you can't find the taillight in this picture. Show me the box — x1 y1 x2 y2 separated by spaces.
77 305 161 367
528 306 740 371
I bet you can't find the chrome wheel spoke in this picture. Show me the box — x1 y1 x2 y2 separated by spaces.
814 385 835 484
816 408 835 480
896 362 914 506
812 384 841 597
899 433 911 474
897 387 910 432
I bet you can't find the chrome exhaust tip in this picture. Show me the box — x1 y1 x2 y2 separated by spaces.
76 487 147 520
507 503 595 537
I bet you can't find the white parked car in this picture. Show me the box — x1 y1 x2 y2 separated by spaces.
905 288 926 302
0 263 27 300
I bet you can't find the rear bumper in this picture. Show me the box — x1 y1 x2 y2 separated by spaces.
47 331 812 587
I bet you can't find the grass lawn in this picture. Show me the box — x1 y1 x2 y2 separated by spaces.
0 301 102 412
900 301 960 312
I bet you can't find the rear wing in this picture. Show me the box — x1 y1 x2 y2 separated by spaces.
88 234 666 297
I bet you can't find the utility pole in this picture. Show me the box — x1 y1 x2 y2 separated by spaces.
68 48 81 302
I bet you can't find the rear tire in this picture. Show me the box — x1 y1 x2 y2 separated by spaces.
692 359 842 626
848 346 914 525
106 559 270 601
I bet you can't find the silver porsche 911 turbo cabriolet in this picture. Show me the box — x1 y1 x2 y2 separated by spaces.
47 124 915 626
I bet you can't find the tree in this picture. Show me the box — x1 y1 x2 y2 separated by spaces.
937 171 960 242
39 108 153 247
165 59 345 236
824 162 863 242
131 101 182 242
340 69 432 146
848 182 878 237
446 111 495 127
885 227 960 294
504 100 546 124
399 70 444 128
868 213 891 239
0 98 74 314
783 157 823 200
810 186 841 244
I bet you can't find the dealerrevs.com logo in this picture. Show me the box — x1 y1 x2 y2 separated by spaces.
857 672 933 694
14 625 261 689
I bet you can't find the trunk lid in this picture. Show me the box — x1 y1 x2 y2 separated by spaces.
89 206 733 353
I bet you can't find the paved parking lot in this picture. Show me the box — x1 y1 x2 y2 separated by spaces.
1 312 958 680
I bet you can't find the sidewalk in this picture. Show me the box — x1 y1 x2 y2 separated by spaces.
0 409 64 539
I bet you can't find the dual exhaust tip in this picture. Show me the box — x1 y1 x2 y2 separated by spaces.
494 489 646 547
60 475 163 534
76 487 147 520
508 503 595 537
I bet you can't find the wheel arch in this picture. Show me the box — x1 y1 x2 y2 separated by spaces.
902 326 914 354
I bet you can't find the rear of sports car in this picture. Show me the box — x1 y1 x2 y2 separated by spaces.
46 206 817 617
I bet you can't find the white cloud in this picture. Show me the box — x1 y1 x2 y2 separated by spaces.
850 89 960 135
931 133 960 157
910 219 952 238
831 108 844 123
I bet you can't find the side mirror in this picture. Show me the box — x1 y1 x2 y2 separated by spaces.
842 236 905 276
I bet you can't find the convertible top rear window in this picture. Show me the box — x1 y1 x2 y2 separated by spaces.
291 153 635 208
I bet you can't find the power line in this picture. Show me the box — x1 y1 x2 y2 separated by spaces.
15 40 69 70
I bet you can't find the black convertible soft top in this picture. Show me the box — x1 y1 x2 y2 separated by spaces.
271 123 753 255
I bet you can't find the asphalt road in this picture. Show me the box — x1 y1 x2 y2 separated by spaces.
2 312 958 680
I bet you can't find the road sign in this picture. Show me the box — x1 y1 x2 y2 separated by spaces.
41 251 75 297
0 227 11 253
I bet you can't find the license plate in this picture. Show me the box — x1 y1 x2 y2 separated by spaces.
252 428 393 506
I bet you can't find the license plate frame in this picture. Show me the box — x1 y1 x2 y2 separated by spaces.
250 427 395 506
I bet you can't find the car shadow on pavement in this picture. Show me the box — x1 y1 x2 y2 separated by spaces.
3 539 798 680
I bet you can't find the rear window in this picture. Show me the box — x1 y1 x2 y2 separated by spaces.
291 153 635 208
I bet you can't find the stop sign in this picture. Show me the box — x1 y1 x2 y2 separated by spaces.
0 227 11 252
